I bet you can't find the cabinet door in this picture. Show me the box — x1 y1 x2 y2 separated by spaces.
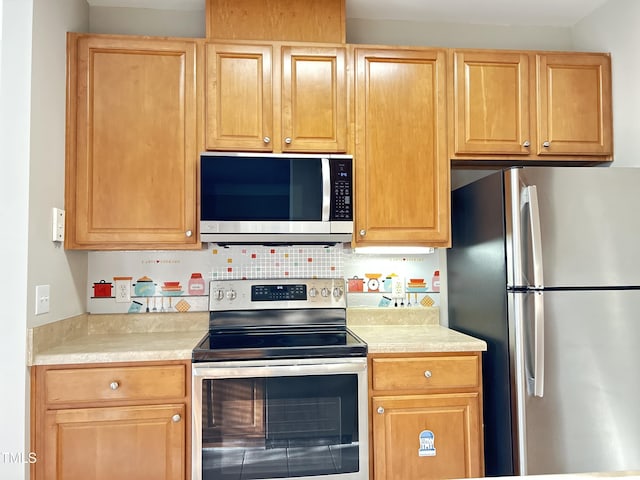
66 35 198 249
453 50 531 155
537 53 612 155
354 48 449 247
43 404 185 480
372 394 482 480
281 46 347 152
205 43 273 151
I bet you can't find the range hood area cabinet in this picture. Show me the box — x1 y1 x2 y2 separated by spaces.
352 47 451 248
65 33 200 250
204 41 347 153
449 49 613 162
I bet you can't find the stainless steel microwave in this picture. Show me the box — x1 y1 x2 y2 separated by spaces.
200 152 353 244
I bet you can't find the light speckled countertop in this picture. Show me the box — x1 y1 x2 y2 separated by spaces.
28 307 486 365
28 312 208 366
347 307 487 353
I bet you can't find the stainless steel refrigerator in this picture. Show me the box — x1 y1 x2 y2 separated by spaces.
448 167 640 476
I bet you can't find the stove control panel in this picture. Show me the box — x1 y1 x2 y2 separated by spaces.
209 278 345 311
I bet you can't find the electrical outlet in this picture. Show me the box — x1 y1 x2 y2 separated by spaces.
35 285 50 315
391 277 405 298
52 208 65 242
114 277 132 303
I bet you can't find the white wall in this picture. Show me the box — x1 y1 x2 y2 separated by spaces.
89 5 204 36
347 18 574 50
28 0 89 329
572 0 640 168
1 1 33 477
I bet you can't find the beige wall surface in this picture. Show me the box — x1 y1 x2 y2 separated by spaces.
27 0 89 330
572 0 640 168
89 5 205 36
347 17 574 50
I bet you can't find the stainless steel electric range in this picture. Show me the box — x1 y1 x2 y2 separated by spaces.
192 278 368 480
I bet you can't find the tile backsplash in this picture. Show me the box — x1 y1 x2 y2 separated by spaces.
87 244 441 314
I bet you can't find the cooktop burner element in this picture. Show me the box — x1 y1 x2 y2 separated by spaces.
192 278 367 362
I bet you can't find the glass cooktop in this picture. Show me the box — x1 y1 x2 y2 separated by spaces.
192 328 367 362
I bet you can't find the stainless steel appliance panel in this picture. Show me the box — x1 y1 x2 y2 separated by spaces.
507 167 640 288
523 289 640 474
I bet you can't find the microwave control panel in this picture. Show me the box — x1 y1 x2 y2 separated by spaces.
330 158 353 221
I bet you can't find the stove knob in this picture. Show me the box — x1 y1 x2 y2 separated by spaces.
321 287 330 297
226 289 237 301
215 289 224 301
333 287 344 299
309 287 318 298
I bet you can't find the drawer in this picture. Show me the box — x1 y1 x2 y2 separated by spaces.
45 364 186 405
371 355 479 391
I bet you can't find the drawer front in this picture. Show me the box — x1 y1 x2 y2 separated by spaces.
45 364 186 405
371 355 479 391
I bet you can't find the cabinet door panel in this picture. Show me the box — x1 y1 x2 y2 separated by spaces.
453 51 531 154
537 53 612 155
68 35 198 249
372 394 482 480
355 48 449 246
281 46 347 152
44 404 185 480
206 43 273 151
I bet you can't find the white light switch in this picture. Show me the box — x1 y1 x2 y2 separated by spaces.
35 284 50 315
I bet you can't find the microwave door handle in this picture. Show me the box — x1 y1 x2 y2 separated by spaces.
321 158 331 222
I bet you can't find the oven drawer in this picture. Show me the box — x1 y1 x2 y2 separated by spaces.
371 355 479 391
45 364 186 405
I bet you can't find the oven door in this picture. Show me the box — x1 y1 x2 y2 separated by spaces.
192 358 368 480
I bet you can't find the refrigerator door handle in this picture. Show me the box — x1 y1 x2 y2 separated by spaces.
533 291 545 397
523 185 544 289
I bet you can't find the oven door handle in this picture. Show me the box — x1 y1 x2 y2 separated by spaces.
193 359 366 379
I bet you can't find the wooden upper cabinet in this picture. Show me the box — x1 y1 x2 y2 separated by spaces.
206 0 346 43
354 47 450 247
205 43 273 151
281 46 347 152
537 53 613 156
452 50 531 155
205 41 347 153
65 33 199 250
450 49 613 162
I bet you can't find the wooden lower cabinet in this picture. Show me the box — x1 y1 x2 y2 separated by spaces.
369 353 484 480
32 361 190 480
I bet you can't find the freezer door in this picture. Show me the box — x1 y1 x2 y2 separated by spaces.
506 167 640 288
521 289 640 474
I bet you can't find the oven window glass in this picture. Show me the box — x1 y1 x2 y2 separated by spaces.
201 156 323 221
201 374 360 479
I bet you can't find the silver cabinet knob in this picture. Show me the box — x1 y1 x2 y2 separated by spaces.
359 229 366 237
109 381 119 390
263 136 271 144
185 230 193 237
543 141 551 148
523 140 531 147
172 414 181 423
284 137 292 144
424 370 432 378
377 406 384 414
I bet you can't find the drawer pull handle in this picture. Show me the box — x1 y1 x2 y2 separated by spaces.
377 406 384 414
424 370 432 378
109 381 120 390
172 414 182 423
